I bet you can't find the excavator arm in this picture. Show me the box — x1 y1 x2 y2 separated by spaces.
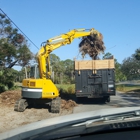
37 28 100 79
15 28 102 113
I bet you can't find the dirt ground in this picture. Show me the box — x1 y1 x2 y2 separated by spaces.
0 90 77 133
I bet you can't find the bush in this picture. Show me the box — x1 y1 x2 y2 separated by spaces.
7 81 14 89
56 84 75 94
116 85 125 91
0 83 8 92
59 87 68 94
67 86 75 94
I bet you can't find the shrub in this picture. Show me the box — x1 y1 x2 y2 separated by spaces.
116 85 125 91
67 86 75 94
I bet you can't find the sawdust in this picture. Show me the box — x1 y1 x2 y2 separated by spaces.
79 31 105 59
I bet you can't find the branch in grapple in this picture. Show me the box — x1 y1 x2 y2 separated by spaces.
79 33 105 60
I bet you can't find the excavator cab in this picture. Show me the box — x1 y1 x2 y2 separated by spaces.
29 61 53 80
30 64 40 79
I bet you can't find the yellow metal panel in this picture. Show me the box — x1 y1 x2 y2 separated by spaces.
42 79 59 98
22 79 59 99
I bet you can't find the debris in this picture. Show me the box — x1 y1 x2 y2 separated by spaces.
79 31 105 59
0 90 77 110
61 99 77 110
0 90 21 106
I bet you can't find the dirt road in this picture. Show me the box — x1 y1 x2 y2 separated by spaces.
0 90 140 133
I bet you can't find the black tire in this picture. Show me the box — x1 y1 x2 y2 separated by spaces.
51 97 61 113
14 99 28 112
103 96 110 103
106 96 110 102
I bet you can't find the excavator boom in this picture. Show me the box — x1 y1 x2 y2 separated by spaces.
37 28 100 79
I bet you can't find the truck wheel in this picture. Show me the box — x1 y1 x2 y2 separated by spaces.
14 99 28 112
51 97 61 113
106 96 110 102
103 96 110 103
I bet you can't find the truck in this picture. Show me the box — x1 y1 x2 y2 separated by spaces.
74 57 116 102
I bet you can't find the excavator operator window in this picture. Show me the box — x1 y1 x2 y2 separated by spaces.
30 65 40 79
36 65 40 79
30 66 35 78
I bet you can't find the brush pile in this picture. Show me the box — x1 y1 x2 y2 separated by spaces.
79 30 105 60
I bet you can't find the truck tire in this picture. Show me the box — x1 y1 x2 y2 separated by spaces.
14 99 28 112
106 96 110 102
103 96 110 103
51 97 61 113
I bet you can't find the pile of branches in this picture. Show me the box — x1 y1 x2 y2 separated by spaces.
79 32 105 60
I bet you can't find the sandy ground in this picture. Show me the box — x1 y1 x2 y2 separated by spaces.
0 90 77 133
1 90 139 133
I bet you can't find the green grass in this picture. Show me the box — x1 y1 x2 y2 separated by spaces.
55 84 76 100
116 84 140 92
55 84 75 94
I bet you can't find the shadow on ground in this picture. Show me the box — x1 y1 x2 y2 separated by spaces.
60 92 107 105
108 91 140 108
26 102 51 111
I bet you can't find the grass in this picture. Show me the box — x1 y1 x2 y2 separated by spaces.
55 84 75 94
55 84 76 100
116 84 140 92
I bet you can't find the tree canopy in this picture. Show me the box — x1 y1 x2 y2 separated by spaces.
121 53 140 80
103 52 126 82
0 13 33 68
50 54 74 84
0 12 33 92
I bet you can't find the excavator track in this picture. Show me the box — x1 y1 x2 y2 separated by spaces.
14 99 28 112
51 97 61 113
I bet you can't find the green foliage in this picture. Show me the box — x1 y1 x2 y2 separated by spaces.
116 84 140 92
7 81 14 89
67 86 75 94
134 48 140 60
0 12 33 92
116 85 125 91
56 84 75 94
0 13 33 68
115 61 127 82
103 52 127 82
0 83 8 92
102 52 112 59
0 68 19 92
121 54 140 80
50 54 74 84
56 84 76 100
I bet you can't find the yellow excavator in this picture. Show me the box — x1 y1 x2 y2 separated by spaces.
14 28 101 113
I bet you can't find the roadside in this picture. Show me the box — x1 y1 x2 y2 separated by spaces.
0 90 77 133
116 84 140 96
1 83 140 133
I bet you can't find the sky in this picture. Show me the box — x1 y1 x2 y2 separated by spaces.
1 0 140 68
